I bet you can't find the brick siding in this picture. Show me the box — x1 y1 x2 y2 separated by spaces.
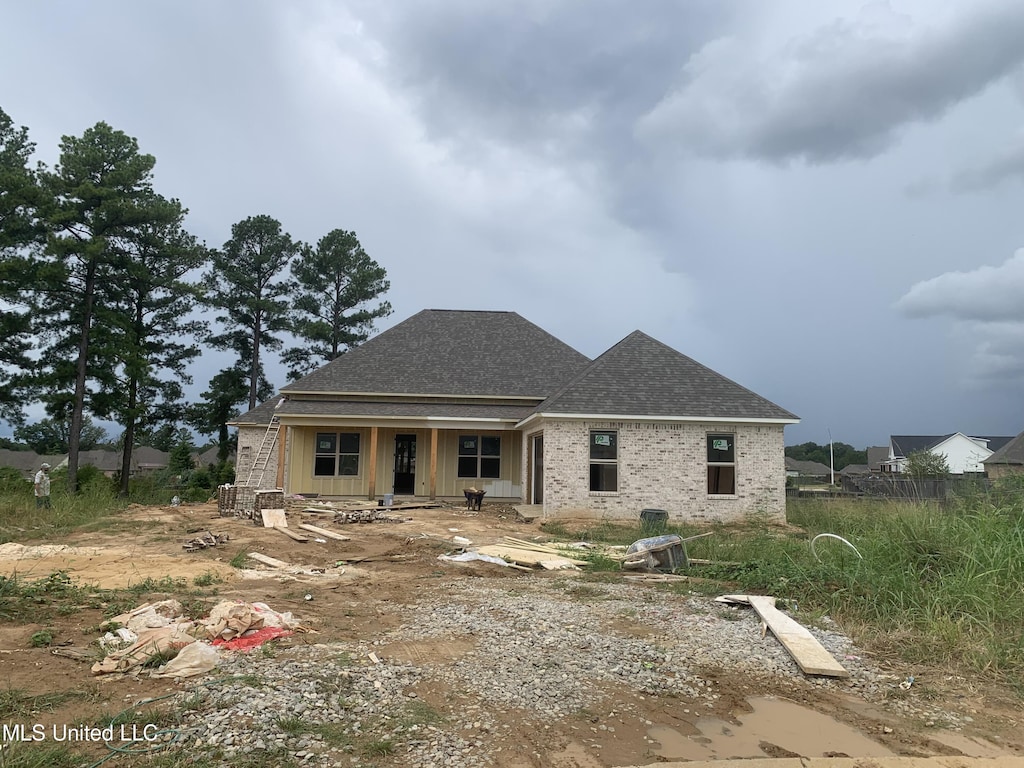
523 420 786 522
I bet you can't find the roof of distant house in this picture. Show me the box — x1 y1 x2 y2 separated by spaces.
785 458 832 475
866 446 889 470
983 430 1024 465
890 434 1015 457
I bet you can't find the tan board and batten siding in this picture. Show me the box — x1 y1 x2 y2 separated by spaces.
284 425 522 500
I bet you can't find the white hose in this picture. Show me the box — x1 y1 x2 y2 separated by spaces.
810 533 863 562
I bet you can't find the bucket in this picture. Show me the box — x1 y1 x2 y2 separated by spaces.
640 509 668 526
383 493 394 507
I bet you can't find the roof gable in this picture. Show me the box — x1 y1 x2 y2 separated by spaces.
890 435 952 457
534 331 797 421
984 430 1024 465
891 434 1015 458
282 310 590 398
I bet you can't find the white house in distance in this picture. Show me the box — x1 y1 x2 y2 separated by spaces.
881 434 1015 475
232 309 799 523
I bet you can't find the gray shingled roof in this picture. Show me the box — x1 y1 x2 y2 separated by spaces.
534 331 798 420
866 446 889 470
785 458 832 475
891 434 1015 458
277 400 535 422
282 310 590 398
232 396 283 426
984 430 1024 465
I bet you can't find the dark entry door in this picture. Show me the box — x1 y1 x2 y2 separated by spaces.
393 434 417 494
531 434 544 504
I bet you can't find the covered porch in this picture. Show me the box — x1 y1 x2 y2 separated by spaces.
279 420 524 503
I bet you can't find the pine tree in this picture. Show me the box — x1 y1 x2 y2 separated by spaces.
202 215 298 410
283 229 391 380
36 122 183 492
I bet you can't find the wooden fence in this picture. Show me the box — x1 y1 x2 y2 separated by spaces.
839 474 990 500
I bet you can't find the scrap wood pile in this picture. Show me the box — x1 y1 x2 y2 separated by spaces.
85 599 310 679
183 531 230 551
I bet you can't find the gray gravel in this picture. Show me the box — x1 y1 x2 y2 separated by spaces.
164 576 966 767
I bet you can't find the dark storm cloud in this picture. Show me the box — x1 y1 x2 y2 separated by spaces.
636 1 1024 164
347 0 731 154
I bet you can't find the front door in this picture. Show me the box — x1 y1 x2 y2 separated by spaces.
393 434 417 494
531 434 544 504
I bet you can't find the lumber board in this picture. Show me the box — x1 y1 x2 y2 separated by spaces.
475 545 586 568
297 523 351 541
274 525 309 542
247 552 290 569
261 508 287 528
745 595 849 677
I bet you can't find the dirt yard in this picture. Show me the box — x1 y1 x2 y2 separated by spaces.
1 501 1021 767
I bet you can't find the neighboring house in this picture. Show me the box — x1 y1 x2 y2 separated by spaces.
882 434 1015 475
784 458 833 481
195 447 235 467
839 464 870 477
133 446 170 473
0 449 64 482
0 447 170 480
232 309 799 522
866 446 889 473
982 430 1024 480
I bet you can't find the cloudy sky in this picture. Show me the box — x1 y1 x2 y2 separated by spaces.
3 0 1024 449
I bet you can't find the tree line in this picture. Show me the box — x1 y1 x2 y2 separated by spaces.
784 441 867 471
0 107 391 494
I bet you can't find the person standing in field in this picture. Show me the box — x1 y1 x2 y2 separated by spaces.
34 462 51 509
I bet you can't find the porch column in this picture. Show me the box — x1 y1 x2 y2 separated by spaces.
429 428 438 500
367 426 378 500
275 424 287 489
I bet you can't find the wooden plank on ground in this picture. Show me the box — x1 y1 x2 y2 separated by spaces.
297 523 351 541
475 545 586 568
745 595 849 678
261 508 287 528
248 552 290 569
274 525 309 542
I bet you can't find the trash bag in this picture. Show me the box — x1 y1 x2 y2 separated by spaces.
151 641 219 679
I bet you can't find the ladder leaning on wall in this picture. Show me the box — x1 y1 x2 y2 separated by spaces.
243 415 280 489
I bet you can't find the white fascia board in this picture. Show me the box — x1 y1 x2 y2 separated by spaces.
279 390 543 401
516 413 799 429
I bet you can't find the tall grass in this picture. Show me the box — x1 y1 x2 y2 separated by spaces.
0 466 187 544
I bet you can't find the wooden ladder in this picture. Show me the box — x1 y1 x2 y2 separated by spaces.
244 415 280 488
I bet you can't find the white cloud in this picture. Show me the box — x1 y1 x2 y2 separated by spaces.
897 250 1024 386
896 249 1024 322
636 1 1024 163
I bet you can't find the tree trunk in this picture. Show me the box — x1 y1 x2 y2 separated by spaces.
67 259 98 494
249 319 261 411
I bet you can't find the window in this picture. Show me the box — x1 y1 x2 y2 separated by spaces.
707 433 735 494
590 430 617 492
314 432 360 476
458 435 501 478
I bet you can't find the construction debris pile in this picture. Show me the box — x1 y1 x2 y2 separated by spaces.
89 599 307 678
182 531 230 552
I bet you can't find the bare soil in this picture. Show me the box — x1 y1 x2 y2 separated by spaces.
1 501 1022 767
